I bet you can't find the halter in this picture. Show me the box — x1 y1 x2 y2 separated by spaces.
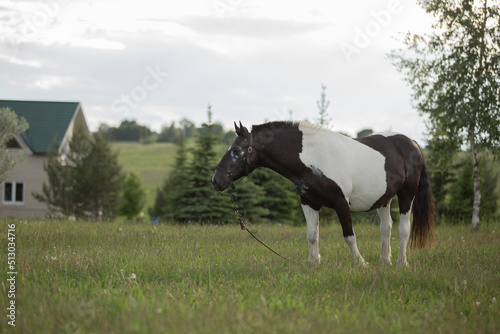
216 133 254 180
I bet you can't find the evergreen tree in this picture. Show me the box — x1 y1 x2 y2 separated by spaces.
232 177 270 222
315 84 331 127
79 132 124 219
157 122 181 143
176 105 233 222
120 172 147 221
34 130 124 220
150 134 187 221
246 168 302 225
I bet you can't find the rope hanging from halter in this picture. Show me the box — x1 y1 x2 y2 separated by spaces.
229 182 292 263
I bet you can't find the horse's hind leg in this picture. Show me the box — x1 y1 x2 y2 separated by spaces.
377 200 393 265
397 195 414 267
397 208 412 267
301 204 321 263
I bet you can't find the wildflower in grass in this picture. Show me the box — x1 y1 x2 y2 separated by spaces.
51 256 57 260
130 273 136 279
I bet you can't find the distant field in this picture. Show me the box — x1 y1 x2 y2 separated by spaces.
2 219 499 333
112 142 180 208
112 140 228 212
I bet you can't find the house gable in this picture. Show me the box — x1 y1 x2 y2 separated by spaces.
0 100 89 154
0 100 89 218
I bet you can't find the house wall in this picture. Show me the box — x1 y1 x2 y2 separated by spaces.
0 151 49 218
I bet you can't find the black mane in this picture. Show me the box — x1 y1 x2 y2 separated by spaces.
250 121 299 134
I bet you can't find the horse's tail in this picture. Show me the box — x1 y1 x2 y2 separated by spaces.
410 160 435 248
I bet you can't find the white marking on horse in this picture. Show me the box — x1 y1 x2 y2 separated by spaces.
302 204 320 263
298 125 387 212
344 235 367 266
377 200 393 265
397 206 412 267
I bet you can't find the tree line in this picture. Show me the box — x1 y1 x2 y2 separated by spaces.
98 118 235 145
2 1 499 228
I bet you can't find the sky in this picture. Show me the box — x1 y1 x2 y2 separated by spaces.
1 0 435 143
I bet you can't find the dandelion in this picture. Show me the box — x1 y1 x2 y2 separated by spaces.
130 273 136 279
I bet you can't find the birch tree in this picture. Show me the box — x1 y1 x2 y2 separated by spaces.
0 107 29 183
390 0 500 230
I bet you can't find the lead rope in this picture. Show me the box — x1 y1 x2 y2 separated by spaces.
230 182 293 263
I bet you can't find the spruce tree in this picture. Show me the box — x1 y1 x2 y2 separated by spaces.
150 134 187 222
79 132 124 219
120 172 147 221
247 168 302 225
34 130 124 220
315 84 331 127
232 177 269 222
175 105 233 223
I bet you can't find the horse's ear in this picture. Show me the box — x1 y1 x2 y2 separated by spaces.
235 121 250 138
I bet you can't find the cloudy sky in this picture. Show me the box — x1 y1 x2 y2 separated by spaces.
1 0 435 143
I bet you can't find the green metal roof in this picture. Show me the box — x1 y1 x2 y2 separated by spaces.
0 100 81 154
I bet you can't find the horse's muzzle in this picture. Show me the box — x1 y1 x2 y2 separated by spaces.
211 169 230 192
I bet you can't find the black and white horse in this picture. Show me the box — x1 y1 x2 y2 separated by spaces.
212 121 435 267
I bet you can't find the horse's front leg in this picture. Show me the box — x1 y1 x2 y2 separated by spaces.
336 203 367 267
301 204 321 263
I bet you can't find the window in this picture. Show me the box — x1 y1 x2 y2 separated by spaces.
2 181 24 205
6 137 22 149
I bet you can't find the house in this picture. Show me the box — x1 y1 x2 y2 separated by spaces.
0 100 89 218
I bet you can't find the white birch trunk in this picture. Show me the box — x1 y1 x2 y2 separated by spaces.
470 133 481 230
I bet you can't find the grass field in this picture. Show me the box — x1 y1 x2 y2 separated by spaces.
1 219 499 333
112 142 179 208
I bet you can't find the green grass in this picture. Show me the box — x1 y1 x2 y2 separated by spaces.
1 219 499 333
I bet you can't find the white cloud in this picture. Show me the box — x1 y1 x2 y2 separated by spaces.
27 76 74 90
0 0 435 143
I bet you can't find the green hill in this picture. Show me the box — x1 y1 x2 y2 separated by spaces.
112 139 225 210
112 142 180 208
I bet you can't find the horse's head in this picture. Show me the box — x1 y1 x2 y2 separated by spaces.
212 122 256 192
